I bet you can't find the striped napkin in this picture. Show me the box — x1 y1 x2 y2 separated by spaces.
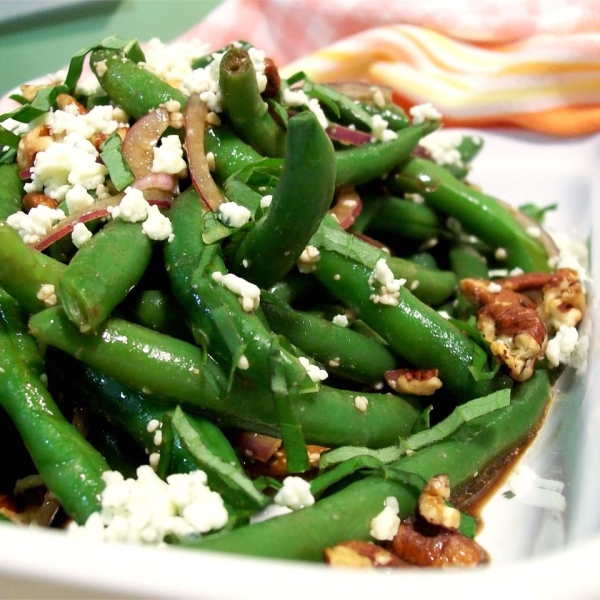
180 0 600 136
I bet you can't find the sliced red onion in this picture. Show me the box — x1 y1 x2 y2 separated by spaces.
329 185 363 229
236 431 282 463
132 172 178 193
122 108 170 178
33 191 173 251
19 168 31 181
326 123 371 146
184 93 223 211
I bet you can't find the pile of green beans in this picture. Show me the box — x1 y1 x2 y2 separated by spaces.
0 36 563 563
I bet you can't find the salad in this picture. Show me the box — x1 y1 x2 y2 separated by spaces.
0 35 588 567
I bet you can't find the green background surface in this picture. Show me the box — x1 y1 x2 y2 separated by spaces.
0 0 223 96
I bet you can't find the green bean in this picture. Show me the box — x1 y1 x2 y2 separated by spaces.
365 195 443 241
230 110 336 288
0 222 66 314
183 369 550 560
313 248 510 399
29 307 420 448
261 291 398 386
386 256 458 306
90 48 187 119
166 188 312 390
0 164 24 221
219 48 286 157
392 158 550 272
29 307 227 406
0 298 108 524
122 288 193 341
335 123 434 187
0 288 44 377
360 101 410 131
47 352 266 511
58 218 154 332
203 126 264 182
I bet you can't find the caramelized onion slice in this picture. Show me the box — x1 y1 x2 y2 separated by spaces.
122 108 170 178
184 93 223 211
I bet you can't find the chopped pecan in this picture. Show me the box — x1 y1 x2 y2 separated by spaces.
324 540 410 568
385 368 442 396
17 124 53 171
22 192 58 212
56 93 87 114
390 520 488 567
539 268 585 331
418 474 460 530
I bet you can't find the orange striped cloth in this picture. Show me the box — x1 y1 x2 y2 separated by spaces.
179 0 600 137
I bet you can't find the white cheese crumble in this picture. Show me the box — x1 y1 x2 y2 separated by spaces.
107 187 174 242
273 476 315 511
495 247 508 261
354 395 369 412
46 103 129 140
237 354 250 370
24 133 107 201
370 505 400 541
487 282 502 293
369 258 406 306
370 114 397 142
71 222 93 248
282 88 329 129
297 245 320 273
507 465 566 511
36 283 57 307
260 194 273 208
332 314 349 327
211 271 260 312
7 205 66 245
178 43 267 113
151 135 187 176
65 183 95 214
548 231 589 282
409 102 442 125
143 205 174 242
108 187 149 222
218 201 252 228
418 131 463 168
404 192 425 204
298 356 328 383
545 325 587 370
68 467 228 544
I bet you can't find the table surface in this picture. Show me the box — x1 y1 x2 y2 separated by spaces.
0 0 222 96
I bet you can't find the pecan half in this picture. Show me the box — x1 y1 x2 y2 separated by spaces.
459 277 548 381
385 368 442 396
22 192 58 212
390 520 488 567
324 540 409 568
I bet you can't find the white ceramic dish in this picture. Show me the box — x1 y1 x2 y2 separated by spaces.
0 129 598 599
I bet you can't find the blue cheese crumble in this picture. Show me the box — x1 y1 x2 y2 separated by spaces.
68 466 228 544
211 271 260 311
409 102 442 125
218 201 252 228
369 258 406 306
274 476 315 510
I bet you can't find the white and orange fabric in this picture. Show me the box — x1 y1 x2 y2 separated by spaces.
180 0 600 136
